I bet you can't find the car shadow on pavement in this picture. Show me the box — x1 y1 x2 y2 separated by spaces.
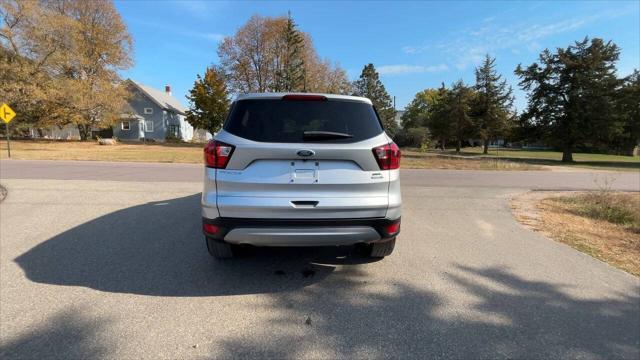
214 264 640 359
14 193 377 297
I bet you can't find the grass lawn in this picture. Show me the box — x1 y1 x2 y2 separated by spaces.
513 191 640 277
0 140 203 163
433 146 639 171
0 140 545 171
1 140 637 172
403 150 541 171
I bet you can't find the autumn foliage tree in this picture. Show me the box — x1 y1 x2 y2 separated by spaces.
217 14 350 95
0 0 132 139
185 66 230 135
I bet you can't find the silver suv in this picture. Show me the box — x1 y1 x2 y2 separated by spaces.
201 93 402 259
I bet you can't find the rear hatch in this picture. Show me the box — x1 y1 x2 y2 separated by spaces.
211 95 394 219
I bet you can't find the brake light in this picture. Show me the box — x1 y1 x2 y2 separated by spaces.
282 94 327 101
384 221 401 236
372 142 401 170
203 223 220 234
204 140 235 168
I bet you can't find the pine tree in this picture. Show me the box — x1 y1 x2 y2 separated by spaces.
613 70 640 156
278 12 306 92
447 80 476 153
185 66 230 135
352 63 398 137
516 37 620 162
473 54 514 154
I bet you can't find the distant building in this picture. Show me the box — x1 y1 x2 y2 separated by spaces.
30 79 213 142
114 80 201 142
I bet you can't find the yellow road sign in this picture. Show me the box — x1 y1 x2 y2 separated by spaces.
1 103 16 123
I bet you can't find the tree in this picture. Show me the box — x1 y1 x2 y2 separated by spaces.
401 89 440 129
425 84 453 150
0 1 68 131
613 70 640 156
0 0 133 140
473 54 514 154
352 63 397 137
218 14 350 95
185 66 230 135
447 80 476 153
515 37 620 162
275 12 305 92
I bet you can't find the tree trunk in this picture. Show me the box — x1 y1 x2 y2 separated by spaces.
441 137 446 151
483 138 489 154
561 146 573 162
456 139 461 153
78 124 90 141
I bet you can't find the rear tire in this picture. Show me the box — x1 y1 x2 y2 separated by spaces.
370 238 395 258
206 237 234 259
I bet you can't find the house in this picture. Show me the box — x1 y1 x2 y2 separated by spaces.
115 80 196 142
28 79 212 142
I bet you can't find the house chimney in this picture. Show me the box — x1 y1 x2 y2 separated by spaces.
165 85 171 96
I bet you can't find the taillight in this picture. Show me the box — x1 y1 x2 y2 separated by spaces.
384 221 401 236
372 142 401 170
204 140 235 168
203 223 220 235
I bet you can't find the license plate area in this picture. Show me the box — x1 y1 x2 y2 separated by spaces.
290 160 319 184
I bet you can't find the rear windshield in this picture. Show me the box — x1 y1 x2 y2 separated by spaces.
223 99 383 143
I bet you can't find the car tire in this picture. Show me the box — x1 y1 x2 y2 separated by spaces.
206 237 234 259
370 238 395 258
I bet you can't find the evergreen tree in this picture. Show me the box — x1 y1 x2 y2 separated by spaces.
185 66 230 135
277 12 306 92
352 63 398 137
447 80 476 153
473 54 514 153
613 70 640 156
515 37 620 162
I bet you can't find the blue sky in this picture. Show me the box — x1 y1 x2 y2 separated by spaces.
115 0 639 111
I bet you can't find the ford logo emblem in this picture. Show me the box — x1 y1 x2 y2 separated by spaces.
296 149 315 157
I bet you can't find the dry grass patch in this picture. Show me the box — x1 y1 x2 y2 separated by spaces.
403 150 542 171
1 140 203 163
512 191 640 277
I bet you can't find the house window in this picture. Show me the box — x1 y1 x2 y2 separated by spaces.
144 120 154 132
144 107 153 114
168 125 179 138
121 121 130 130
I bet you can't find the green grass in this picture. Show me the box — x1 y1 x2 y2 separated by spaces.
427 147 640 171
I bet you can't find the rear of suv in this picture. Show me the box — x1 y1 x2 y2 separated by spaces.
201 93 401 258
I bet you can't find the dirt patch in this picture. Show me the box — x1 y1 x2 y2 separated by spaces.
511 191 640 277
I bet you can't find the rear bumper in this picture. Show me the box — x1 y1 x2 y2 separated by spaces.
203 217 400 247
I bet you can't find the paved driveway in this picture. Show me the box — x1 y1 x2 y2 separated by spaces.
1 160 638 359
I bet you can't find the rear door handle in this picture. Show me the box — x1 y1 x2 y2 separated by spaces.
291 200 319 208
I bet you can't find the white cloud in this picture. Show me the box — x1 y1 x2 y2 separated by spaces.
378 64 449 75
403 5 636 69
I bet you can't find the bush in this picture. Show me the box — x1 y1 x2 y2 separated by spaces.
395 127 431 148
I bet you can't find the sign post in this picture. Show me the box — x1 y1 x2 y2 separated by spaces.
1 103 17 158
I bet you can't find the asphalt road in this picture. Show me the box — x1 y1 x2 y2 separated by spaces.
0 160 638 359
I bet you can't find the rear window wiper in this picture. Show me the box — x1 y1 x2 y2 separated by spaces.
303 131 353 141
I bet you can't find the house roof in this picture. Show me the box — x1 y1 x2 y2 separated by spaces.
127 79 187 115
